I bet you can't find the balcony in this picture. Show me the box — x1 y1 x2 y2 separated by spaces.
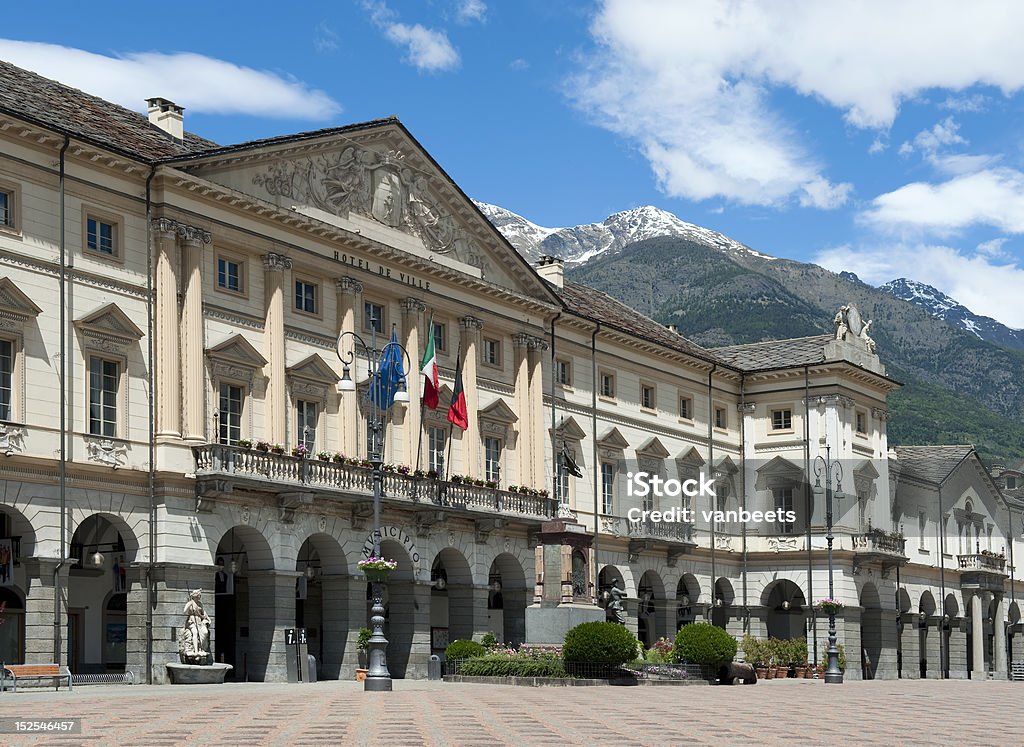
625 518 696 563
852 528 908 572
192 444 555 522
957 552 1008 591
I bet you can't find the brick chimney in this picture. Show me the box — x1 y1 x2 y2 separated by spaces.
535 255 564 289
146 98 185 142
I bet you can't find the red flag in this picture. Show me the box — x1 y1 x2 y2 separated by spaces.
446 345 468 430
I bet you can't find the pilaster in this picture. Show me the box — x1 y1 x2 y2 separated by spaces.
263 253 292 445
994 594 1007 677
527 337 548 491
513 334 532 488
22 558 66 664
336 277 362 457
971 592 985 679
152 220 181 439
459 316 483 477
180 226 211 441
319 574 350 680
401 298 426 468
246 570 298 682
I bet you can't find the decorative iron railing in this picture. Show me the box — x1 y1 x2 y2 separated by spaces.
193 444 555 519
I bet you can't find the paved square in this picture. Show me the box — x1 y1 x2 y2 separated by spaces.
0 679 1020 746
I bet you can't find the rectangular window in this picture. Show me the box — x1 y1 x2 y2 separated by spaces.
428 426 446 474
555 447 572 504
641 384 655 410
86 216 116 256
217 257 242 292
432 321 447 353
771 409 792 430
0 339 11 421
218 383 243 445
1008 476 1018 490
0 190 11 228
88 357 119 437
600 372 615 398
715 407 727 429
678 396 692 420
919 512 927 550
484 436 502 483
856 410 868 435
295 280 317 314
774 487 794 533
482 338 501 367
364 301 384 334
556 358 571 386
296 400 318 452
601 462 615 515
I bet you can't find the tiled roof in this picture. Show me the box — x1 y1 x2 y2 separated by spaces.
892 445 975 485
557 281 725 365
711 335 832 371
0 59 218 161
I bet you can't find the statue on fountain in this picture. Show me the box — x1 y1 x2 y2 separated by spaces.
178 589 212 665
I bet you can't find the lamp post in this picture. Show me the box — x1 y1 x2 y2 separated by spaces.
813 444 845 684
336 317 410 693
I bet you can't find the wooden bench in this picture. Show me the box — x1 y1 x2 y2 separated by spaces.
1 664 73 692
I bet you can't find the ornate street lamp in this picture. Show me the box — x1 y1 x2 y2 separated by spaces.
813 444 845 684
336 317 410 693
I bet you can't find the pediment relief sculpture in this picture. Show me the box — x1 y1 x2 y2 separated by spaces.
252 145 487 266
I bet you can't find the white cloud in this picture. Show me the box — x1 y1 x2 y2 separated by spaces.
977 237 1010 259
455 0 487 24
899 117 966 158
573 0 1024 207
868 137 887 155
314 22 339 54
0 39 340 119
939 93 989 113
815 241 1024 328
509 58 530 71
384 24 460 72
863 168 1024 235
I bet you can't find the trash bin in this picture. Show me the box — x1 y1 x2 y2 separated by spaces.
428 655 442 680
307 654 318 683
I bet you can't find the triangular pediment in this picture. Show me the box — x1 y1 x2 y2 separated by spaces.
551 415 587 442
479 399 518 424
74 303 144 343
174 120 559 304
676 446 707 466
598 427 630 450
0 277 42 322
853 459 880 480
636 437 671 459
714 455 739 475
756 455 803 477
286 353 337 383
206 334 268 368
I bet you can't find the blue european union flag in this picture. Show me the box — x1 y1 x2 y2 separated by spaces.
367 329 406 410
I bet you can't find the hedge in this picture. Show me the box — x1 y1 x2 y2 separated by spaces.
445 639 487 660
563 621 641 666
457 654 568 678
673 623 737 666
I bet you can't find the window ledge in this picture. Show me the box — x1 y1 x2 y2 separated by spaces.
768 429 795 436
598 396 617 405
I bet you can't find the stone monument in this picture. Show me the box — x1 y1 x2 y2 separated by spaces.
166 589 233 684
524 519 605 645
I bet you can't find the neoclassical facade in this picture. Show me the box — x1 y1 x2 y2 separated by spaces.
0 60 1021 683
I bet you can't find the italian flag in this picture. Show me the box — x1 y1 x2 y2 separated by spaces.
420 315 440 410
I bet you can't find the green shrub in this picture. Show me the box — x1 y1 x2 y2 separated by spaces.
458 654 567 678
790 636 808 665
480 632 498 650
445 639 486 660
672 623 737 666
356 627 372 652
741 635 764 666
562 621 641 666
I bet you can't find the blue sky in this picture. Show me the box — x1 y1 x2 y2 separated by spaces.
4 1 1024 327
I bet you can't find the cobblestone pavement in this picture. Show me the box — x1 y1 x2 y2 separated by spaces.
0 678 1020 746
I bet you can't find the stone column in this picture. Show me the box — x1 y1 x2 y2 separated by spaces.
319 574 349 680
401 298 425 468
925 618 943 678
336 277 362 457
152 219 181 439
994 594 1007 678
398 580 431 679
971 592 985 679
459 316 483 477
899 616 920 679
512 334 532 489
22 558 66 664
263 253 292 446
527 338 548 492
947 617 968 678
180 226 211 441
341 574 367 677
246 570 297 682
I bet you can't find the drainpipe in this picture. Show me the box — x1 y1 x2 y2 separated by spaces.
739 373 748 631
707 364 717 613
804 364 816 666
548 312 562 507
54 135 70 664
144 165 157 684
590 322 600 576
938 482 946 677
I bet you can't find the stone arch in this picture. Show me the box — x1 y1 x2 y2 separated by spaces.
711 577 735 630
637 569 666 647
0 586 25 665
860 582 883 680
860 581 881 609
213 525 276 681
599 563 634 596
676 574 701 629
487 552 529 647
294 532 349 680
917 590 937 679
896 588 912 615
0 503 37 559
432 546 474 650
944 593 960 619
919 590 937 618
762 579 806 640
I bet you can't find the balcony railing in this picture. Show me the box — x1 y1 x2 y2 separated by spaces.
193 444 555 520
852 529 907 556
957 553 1007 574
627 517 694 543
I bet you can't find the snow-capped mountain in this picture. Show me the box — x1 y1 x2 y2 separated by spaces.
475 201 773 265
880 278 1024 350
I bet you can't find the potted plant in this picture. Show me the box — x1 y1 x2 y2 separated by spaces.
355 626 372 680
270 443 284 454
358 556 398 582
792 636 809 677
397 465 411 475
426 469 439 480
775 638 791 678
450 474 464 484
255 440 270 452
237 438 252 449
817 597 844 616
291 443 308 459
742 635 767 679
332 452 345 463
316 451 330 461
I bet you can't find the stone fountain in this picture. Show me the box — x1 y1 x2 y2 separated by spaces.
165 589 233 684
